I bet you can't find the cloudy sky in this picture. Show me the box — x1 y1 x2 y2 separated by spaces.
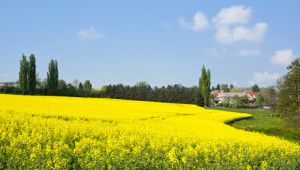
0 1 299 88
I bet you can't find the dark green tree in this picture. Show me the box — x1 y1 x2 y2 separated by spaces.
251 84 260 92
19 54 29 94
199 66 211 107
83 80 92 90
58 80 67 90
47 59 58 90
28 54 36 94
230 84 234 90
79 82 83 90
216 84 220 90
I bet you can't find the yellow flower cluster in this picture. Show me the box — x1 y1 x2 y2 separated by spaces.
0 94 299 169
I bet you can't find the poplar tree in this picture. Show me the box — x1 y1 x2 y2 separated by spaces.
19 54 29 94
29 54 36 94
199 66 211 107
47 59 58 90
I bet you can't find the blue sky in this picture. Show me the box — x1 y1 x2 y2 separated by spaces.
0 1 299 88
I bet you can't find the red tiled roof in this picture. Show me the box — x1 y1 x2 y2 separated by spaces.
211 90 224 96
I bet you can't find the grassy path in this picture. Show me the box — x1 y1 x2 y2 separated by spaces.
208 107 300 145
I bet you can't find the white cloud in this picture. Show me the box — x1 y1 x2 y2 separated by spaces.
249 71 280 86
215 22 267 44
161 21 171 28
270 49 294 66
212 5 252 26
77 27 104 41
212 5 268 44
179 11 209 31
239 49 261 56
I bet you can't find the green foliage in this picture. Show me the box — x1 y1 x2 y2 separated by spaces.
78 82 83 90
199 66 211 107
230 87 243 92
28 54 36 94
220 84 229 92
58 80 67 90
83 80 92 90
278 58 300 117
216 84 220 90
255 94 264 106
230 84 234 90
251 84 260 92
19 54 36 95
231 95 249 108
47 59 58 90
102 84 202 105
19 54 29 94
277 57 300 137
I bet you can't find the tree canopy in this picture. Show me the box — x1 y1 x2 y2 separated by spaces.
251 84 260 92
28 54 36 94
47 59 58 90
19 54 29 94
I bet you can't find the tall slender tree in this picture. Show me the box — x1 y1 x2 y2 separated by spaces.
28 54 36 94
19 54 29 94
199 66 211 107
47 59 58 90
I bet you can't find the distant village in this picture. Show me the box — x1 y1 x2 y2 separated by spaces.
0 82 19 87
210 89 275 109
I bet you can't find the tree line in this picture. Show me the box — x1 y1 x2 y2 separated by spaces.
212 83 261 93
0 54 214 107
101 83 204 105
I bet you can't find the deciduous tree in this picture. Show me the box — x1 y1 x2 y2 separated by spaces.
220 84 229 92
83 80 92 90
251 84 260 92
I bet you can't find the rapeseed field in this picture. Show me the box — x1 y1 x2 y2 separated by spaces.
0 94 299 169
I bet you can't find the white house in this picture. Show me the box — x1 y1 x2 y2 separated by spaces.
217 92 247 104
